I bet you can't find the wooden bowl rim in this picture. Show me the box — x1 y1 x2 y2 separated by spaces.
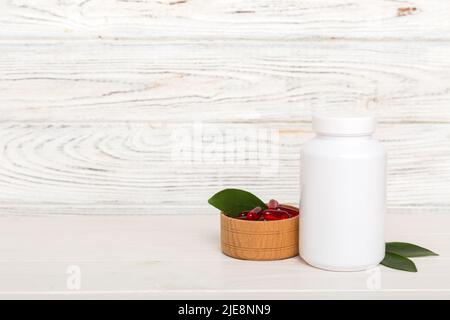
220 205 299 224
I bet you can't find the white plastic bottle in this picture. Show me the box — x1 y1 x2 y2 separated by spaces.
299 115 386 271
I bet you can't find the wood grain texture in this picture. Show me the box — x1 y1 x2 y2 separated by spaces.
220 213 299 260
1 41 450 123
0 214 448 299
1 0 450 41
1 2 449 214
0 122 448 214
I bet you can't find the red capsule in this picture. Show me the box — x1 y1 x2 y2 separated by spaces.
263 209 290 220
268 199 279 210
237 211 249 219
247 207 262 220
278 205 299 217
253 211 263 220
252 207 262 214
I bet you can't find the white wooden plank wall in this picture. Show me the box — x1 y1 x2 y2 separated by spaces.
0 0 449 215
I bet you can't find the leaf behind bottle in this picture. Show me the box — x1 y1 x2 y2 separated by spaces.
386 242 438 257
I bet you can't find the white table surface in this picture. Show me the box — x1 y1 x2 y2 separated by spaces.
0 213 449 300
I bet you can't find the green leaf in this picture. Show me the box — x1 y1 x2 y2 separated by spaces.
208 189 268 217
381 252 417 272
386 242 438 257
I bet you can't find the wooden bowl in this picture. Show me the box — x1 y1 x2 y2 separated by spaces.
220 207 299 261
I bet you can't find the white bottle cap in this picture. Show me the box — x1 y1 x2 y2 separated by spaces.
312 114 376 136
